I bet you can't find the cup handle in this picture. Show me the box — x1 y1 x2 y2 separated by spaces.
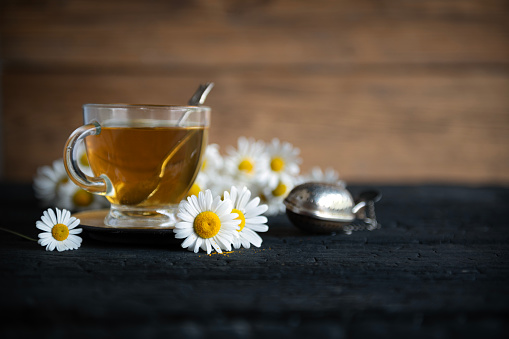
63 122 113 196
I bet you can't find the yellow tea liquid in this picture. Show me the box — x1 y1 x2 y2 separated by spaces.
85 124 208 206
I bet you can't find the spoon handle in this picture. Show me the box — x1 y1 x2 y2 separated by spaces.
177 82 214 126
188 82 214 106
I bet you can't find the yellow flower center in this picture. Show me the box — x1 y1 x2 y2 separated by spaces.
238 158 254 174
272 182 288 197
187 183 201 198
194 211 221 239
52 223 69 241
270 157 285 172
59 176 69 185
232 208 246 232
72 189 94 207
79 152 90 167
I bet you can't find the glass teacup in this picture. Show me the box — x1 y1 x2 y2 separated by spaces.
64 104 210 227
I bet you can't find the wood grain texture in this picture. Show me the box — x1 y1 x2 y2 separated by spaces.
1 183 508 338
1 0 509 183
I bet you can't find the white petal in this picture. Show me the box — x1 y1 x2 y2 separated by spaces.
189 195 201 215
193 237 202 253
177 212 195 223
39 237 53 246
215 199 232 217
217 229 235 243
41 214 54 228
56 242 66 252
72 235 83 246
210 239 221 253
200 240 208 252
232 236 241 249
220 213 240 224
204 190 213 210
242 228 263 247
36 221 52 232
223 191 231 202
205 239 212 254
210 195 221 212
47 209 57 225
67 218 80 229
174 228 193 239
229 186 238 205
240 235 251 249
245 223 269 232
246 216 268 224
245 205 268 218
221 220 241 231
47 241 56 251
62 209 71 224
182 202 199 218
215 235 232 251
245 197 260 211
56 208 62 223
237 189 251 210
182 203 200 217
197 191 206 211
65 237 80 249
174 221 193 229
69 228 82 235
38 232 52 239
181 234 197 249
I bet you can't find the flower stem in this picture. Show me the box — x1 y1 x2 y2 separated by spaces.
0 227 37 242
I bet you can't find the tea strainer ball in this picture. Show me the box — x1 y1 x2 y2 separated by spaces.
283 182 381 234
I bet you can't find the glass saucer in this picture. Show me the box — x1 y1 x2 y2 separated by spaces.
73 209 178 244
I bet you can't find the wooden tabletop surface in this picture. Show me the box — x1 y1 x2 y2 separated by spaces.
1 182 508 339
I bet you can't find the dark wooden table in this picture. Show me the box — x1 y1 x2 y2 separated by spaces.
1 183 508 339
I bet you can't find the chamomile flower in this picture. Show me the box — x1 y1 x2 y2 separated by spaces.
298 166 346 188
224 137 269 184
56 181 108 211
206 173 235 198
76 142 94 177
263 138 301 187
187 172 209 198
33 159 69 205
223 186 268 249
174 190 241 254
263 175 296 216
36 208 82 251
200 143 223 176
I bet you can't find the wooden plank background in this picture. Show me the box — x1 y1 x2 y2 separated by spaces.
1 0 508 184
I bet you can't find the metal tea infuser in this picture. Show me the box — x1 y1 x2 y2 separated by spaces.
284 182 382 234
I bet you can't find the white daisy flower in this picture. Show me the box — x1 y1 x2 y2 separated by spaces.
224 137 270 184
200 143 223 176
298 166 346 188
76 142 94 177
36 208 83 252
174 190 241 254
187 172 209 198
206 173 235 198
33 159 69 205
262 175 296 216
263 138 302 188
56 181 108 211
223 186 269 249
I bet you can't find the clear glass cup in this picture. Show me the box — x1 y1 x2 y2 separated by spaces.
64 104 210 227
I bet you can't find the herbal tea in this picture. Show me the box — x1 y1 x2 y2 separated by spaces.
85 124 208 206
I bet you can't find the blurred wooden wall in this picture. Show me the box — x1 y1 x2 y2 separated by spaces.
1 0 508 184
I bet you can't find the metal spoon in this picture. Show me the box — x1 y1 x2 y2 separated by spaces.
284 182 382 234
177 82 214 126
121 83 214 205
